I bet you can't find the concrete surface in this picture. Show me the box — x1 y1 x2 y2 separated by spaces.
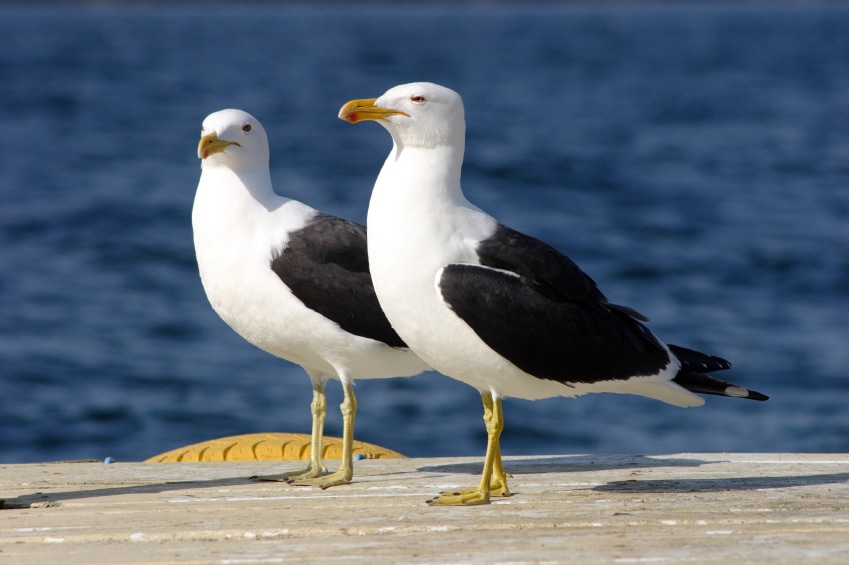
1 453 848 564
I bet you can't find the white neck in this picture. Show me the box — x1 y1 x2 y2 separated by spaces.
367 139 495 292
192 161 296 270
198 160 279 213
370 143 466 224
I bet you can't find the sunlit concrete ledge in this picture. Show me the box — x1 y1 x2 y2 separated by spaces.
2 453 848 564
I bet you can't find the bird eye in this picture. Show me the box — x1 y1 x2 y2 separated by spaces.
242 123 252 133
410 95 426 104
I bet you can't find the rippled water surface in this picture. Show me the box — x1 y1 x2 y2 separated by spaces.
2 3 848 463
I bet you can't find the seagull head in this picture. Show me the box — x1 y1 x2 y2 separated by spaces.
338 82 465 149
198 109 269 169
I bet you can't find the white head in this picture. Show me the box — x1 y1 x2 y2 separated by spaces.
198 109 269 171
338 82 465 150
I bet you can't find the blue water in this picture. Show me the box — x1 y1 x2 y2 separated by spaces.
2 3 848 464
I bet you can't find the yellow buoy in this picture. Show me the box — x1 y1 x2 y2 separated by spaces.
145 432 405 462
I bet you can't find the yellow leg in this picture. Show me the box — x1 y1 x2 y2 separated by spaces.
488 398 512 498
291 381 356 489
427 393 509 506
251 382 328 482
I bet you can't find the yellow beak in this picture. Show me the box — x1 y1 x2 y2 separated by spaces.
198 132 240 159
338 98 408 124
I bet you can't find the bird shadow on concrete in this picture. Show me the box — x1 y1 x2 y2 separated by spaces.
592 472 849 493
0 475 252 510
418 454 713 476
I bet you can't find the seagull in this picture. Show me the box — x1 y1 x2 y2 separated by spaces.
193 109 429 489
339 82 768 505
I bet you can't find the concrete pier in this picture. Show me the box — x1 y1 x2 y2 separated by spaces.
2 453 848 564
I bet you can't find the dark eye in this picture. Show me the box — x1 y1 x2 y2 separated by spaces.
411 95 425 104
242 123 252 133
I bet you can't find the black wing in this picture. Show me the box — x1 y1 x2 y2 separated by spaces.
271 213 406 348
438 257 670 384
476 224 650 322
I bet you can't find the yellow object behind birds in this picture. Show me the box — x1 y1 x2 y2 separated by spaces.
145 432 405 462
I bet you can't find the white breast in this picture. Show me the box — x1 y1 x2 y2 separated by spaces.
193 164 427 380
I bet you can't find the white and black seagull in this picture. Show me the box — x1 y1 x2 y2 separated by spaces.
193 109 429 488
339 82 768 505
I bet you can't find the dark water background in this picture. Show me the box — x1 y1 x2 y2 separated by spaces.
2 3 848 464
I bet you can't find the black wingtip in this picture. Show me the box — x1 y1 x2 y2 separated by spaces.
719 384 769 401
672 372 769 401
667 344 768 401
743 389 770 402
